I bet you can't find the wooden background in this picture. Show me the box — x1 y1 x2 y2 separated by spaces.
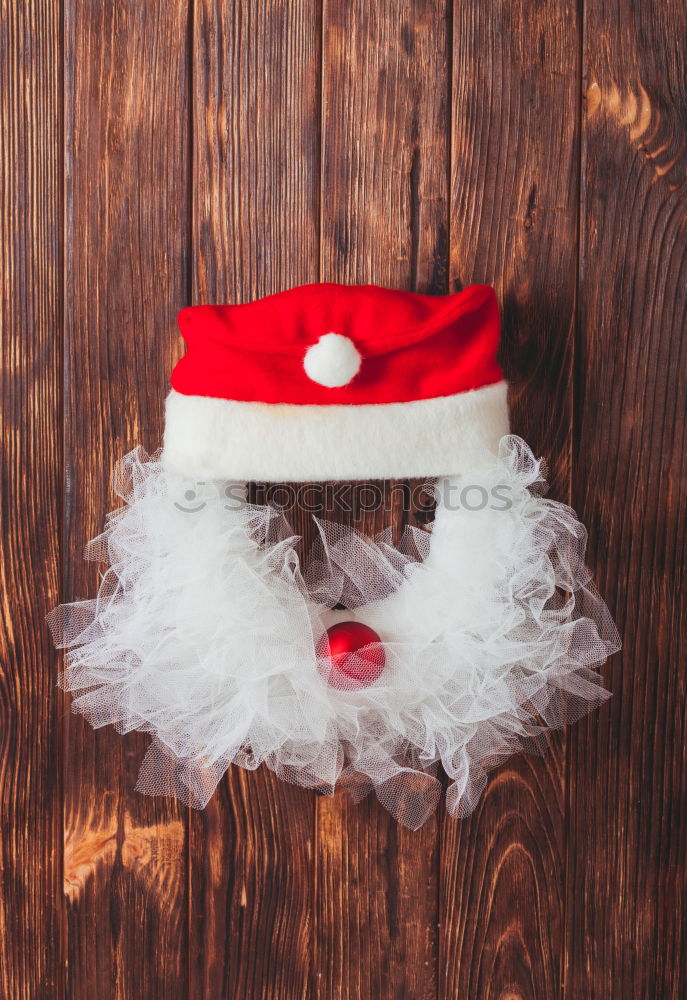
1 0 685 997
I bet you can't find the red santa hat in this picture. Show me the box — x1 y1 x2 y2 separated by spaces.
162 282 509 480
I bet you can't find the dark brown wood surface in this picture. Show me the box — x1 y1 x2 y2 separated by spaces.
0 2 62 997
1 1 685 998
61 3 191 997
441 2 582 996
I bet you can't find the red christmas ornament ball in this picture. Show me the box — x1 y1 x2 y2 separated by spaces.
317 621 386 689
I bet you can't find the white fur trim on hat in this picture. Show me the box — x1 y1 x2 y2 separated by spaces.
162 381 510 481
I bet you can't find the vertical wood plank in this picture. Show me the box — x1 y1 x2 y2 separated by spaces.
0 2 62 997
316 3 449 997
441 1 582 997
567 1 687 996
190 3 321 997
63 2 190 996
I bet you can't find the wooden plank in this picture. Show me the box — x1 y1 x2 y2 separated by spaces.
0 2 62 997
189 3 321 997
316 3 449 997
566 2 687 996
63 2 190 996
441 1 583 997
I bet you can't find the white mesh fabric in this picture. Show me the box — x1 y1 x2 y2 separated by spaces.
47 437 620 830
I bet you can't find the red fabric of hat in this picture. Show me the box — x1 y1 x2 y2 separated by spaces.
171 282 503 405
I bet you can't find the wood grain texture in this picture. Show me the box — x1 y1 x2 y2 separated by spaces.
442 1 582 997
2 0 686 996
317 3 449 998
0 2 62 997
190 3 321 997
63 2 190 996
567 0 687 996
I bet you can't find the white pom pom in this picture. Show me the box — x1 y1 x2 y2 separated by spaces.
303 333 362 388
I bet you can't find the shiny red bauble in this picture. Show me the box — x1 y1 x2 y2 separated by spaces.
317 621 386 690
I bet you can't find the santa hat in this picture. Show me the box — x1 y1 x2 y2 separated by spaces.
163 282 509 481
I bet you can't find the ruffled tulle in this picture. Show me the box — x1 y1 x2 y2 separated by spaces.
48 437 620 829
